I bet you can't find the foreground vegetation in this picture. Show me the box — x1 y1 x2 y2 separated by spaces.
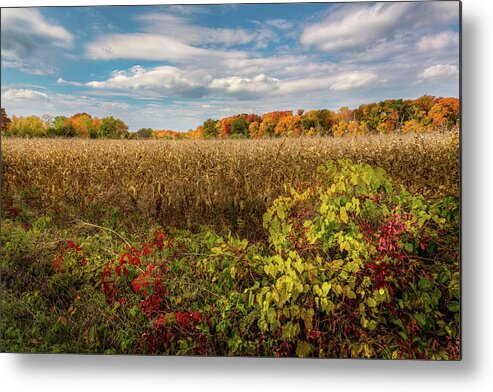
1 132 459 358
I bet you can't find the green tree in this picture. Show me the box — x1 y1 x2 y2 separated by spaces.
98 116 129 139
201 118 218 139
230 116 249 137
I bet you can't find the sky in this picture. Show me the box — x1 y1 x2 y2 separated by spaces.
1 1 460 132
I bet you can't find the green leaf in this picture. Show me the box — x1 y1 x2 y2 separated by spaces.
295 341 313 357
447 301 460 312
366 297 377 307
266 307 277 323
322 282 331 295
340 207 349 224
415 313 427 327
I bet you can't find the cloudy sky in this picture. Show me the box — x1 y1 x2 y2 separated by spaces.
1 2 460 131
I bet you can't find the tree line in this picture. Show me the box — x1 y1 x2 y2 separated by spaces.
0 95 459 140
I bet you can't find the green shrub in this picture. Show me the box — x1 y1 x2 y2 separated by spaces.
245 160 459 358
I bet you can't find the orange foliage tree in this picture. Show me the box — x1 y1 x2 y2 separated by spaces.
427 98 460 130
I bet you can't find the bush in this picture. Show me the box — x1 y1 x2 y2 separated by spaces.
247 160 459 358
1 160 459 358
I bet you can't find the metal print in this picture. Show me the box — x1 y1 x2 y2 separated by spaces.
0 1 460 358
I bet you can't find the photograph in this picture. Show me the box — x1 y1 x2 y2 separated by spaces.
1 1 460 359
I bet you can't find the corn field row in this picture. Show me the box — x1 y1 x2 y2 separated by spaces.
2 132 459 237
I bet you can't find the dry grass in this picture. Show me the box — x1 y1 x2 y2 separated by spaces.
1 132 459 237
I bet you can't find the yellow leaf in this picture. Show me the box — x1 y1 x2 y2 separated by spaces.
340 207 349 224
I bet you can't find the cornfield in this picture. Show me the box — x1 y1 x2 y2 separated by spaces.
1 132 459 238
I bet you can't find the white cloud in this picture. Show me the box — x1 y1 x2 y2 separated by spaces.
210 74 280 98
1 9 73 74
300 2 459 56
86 11 280 63
137 13 258 47
74 61 378 101
418 1 459 26
300 3 410 53
57 78 84 87
2 89 48 101
418 64 459 80
264 19 293 31
280 72 378 94
1 8 73 47
417 31 459 51
86 33 246 63
329 72 379 91
84 65 209 98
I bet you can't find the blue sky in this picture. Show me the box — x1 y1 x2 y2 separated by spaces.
1 2 460 132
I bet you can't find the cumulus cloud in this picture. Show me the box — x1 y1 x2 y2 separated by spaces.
300 2 459 55
210 74 280 99
418 64 459 80
74 62 379 101
280 72 378 94
2 89 48 101
329 72 379 91
417 31 459 51
83 65 210 98
300 3 410 53
1 8 73 74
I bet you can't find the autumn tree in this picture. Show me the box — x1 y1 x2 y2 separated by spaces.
1 108 12 135
70 113 97 138
259 111 292 137
248 121 260 138
274 115 302 137
427 97 460 130
136 128 153 139
153 129 185 140
412 95 436 117
49 116 76 137
201 118 218 139
8 115 47 137
259 117 276 137
301 109 335 136
246 114 261 123
218 117 233 138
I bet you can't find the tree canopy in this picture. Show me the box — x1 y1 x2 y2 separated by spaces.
2 96 459 140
